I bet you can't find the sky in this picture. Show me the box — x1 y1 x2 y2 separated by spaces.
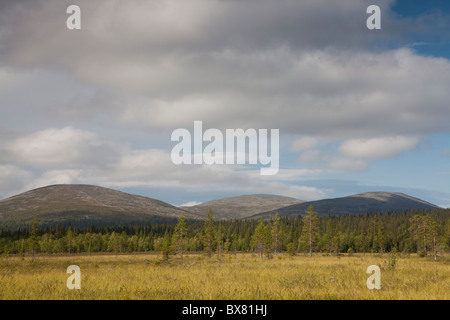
0 0 450 208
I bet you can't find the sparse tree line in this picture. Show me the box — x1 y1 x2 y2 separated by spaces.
0 207 449 260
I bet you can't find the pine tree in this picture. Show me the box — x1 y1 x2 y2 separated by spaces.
172 214 187 262
428 218 438 260
66 225 73 257
263 224 273 259
271 213 280 256
325 218 334 254
19 239 25 260
409 215 432 256
302 205 319 257
445 220 450 252
160 230 173 262
2 245 9 272
203 209 215 258
120 231 128 253
286 242 295 257
252 218 266 259
377 224 386 253
224 238 231 254
29 209 40 261
216 224 224 261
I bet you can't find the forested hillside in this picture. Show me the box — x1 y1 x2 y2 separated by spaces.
1 207 449 258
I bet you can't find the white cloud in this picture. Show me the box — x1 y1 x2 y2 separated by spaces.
1 0 450 203
105 150 325 200
339 136 420 159
7 127 123 167
105 48 450 141
299 149 327 164
290 137 320 152
5 144 324 200
2 1 450 139
0 165 33 199
26 169 82 191
328 157 368 172
247 168 322 181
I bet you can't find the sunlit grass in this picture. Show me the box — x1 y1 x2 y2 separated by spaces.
0 253 448 300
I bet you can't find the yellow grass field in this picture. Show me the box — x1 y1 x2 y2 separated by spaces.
0 253 448 300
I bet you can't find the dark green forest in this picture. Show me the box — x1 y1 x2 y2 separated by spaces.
1 207 449 258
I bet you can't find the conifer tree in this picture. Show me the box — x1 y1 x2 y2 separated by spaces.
203 209 215 258
2 245 9 272
160 230 173 262
302 205 319 257
325 218 334 254
263 224 273 259
409 215 433 256
252 218 267 259
445 220 450 252
271 213 280 256
377 225 386 253
428 218 438 260
29 209 40 261
216 224 224 261
172 214 187 262
66 225 73 257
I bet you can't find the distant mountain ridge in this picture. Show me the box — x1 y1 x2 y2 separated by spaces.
251 191 441 219
182 194 304 220
0 185 441 229
0 184 200 229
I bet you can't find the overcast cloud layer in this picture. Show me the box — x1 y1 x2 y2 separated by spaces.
1 0 450 205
